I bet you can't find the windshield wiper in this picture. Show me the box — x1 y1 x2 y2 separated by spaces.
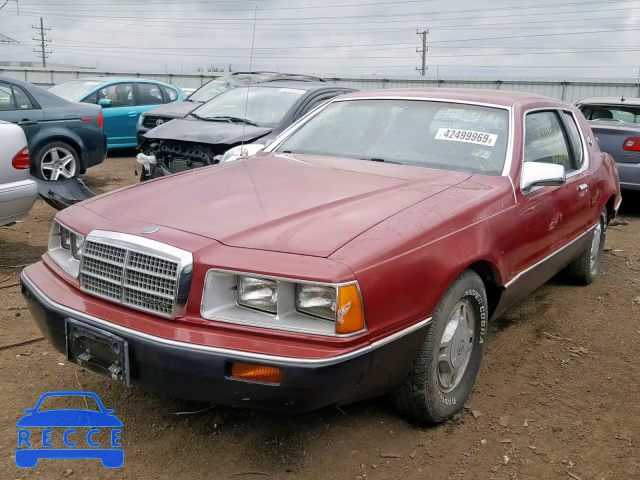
368 158 402 164
205 116 259 127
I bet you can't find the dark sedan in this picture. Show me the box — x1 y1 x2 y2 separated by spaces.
136 72 325 144
137 80 355 180
0 76 106 181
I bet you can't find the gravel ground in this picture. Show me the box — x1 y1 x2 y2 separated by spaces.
1 156 639 480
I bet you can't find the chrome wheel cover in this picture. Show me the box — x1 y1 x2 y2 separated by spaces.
40 147 76 181
438 299 475 393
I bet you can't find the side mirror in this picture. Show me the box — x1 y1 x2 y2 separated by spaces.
521 162 566 192
98 99 112 107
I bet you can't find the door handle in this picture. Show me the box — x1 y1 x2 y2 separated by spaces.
17 120 37 126
128 112 137 116
578 183 588 192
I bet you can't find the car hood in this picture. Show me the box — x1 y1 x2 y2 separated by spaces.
143 117 273 144
81 154 470 257
141 101 201 119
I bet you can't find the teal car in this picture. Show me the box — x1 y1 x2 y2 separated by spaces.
49 78 184 149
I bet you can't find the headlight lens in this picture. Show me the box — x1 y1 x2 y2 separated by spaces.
48 220 85 278
237 276 278 314
296 284 336 321
220 144 265 163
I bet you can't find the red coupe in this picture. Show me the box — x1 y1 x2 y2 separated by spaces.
21 89 621 423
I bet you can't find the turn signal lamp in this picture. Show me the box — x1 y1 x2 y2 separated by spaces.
335 284 365 335
231 363 282 385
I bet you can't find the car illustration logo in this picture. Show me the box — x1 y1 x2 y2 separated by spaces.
141 225 159 234
155 119 164 126
15 391 124 468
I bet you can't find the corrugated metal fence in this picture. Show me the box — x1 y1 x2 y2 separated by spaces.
1 67 638 104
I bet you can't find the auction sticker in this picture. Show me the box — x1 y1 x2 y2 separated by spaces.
435 128 498 147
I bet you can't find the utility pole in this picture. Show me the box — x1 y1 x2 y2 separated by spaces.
415 29 428 76
32 17 51 67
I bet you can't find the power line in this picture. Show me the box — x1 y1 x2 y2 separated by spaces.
31 16 51 67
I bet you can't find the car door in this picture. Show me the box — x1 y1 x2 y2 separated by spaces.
132 82 167 132
96 83 136 147
0 81 44 144
507 109 590 291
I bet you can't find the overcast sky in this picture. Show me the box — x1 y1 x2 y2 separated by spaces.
1 0 640 78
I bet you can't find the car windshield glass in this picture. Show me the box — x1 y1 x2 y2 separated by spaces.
275 99 510 175
581 104 640 124
189 79 240 102
192 86 307 126
49 80 104 101
37 395 101 412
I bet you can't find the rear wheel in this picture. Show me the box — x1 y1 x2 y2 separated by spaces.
392 270 487 423
564 208 607 285
33 141 80 181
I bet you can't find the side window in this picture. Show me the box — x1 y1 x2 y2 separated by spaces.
137 83 164 106
82 91 98 104
161 86 178 103
299 95 334 118
0 82 15 111
562 112 584 169
12 86 34 109
524 111 574 172
98 83 134 107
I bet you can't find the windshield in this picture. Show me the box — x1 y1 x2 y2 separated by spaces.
48 80 104 101
275 99 510 175
191 86 307 126
580 104 640 124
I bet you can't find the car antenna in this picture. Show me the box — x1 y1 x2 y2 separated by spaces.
241 7 258 153
621 94 626 102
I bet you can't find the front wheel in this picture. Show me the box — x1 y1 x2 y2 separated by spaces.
564 208 607 285
392 270 487 423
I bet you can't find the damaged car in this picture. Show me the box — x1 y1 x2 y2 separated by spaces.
136 71 326 144
21 89 621 423
137 80 355 180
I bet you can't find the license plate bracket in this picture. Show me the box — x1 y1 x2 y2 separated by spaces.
66 319 130 386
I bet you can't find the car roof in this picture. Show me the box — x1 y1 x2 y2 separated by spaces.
66 77 177 87
233 80 339 92
576 96 640 106
339 88 551 107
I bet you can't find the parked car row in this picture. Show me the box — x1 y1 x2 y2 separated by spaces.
20 88 622 424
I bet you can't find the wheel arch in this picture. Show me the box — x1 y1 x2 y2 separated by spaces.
467 260 505 320
605 194 616 222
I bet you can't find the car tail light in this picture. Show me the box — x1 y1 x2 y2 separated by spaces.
12 147 30 169
623 137 640 151
98 112 104 127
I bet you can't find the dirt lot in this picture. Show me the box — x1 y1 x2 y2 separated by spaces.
1 156 639 480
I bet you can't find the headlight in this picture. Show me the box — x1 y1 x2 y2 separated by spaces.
48 220 85 278
237 276 277 314
137 114 144 129
220 144 264 163
201 269 366 336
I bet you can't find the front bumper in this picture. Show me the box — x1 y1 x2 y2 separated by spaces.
616 162 640 191
21 266 430 412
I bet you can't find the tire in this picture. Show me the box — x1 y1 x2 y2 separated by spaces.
392 270 488 423
33 141 80 181
564 208 607 285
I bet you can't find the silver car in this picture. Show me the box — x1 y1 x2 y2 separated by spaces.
0 121 38 226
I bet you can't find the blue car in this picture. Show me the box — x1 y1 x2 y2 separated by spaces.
49 78 184 149
16 391 123 468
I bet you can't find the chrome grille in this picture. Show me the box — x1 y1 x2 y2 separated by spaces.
80 237 187 318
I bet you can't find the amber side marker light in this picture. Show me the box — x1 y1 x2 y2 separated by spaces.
336 284 365 335
231 362 282 385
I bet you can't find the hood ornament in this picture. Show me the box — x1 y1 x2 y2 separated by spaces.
141 226 160 234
